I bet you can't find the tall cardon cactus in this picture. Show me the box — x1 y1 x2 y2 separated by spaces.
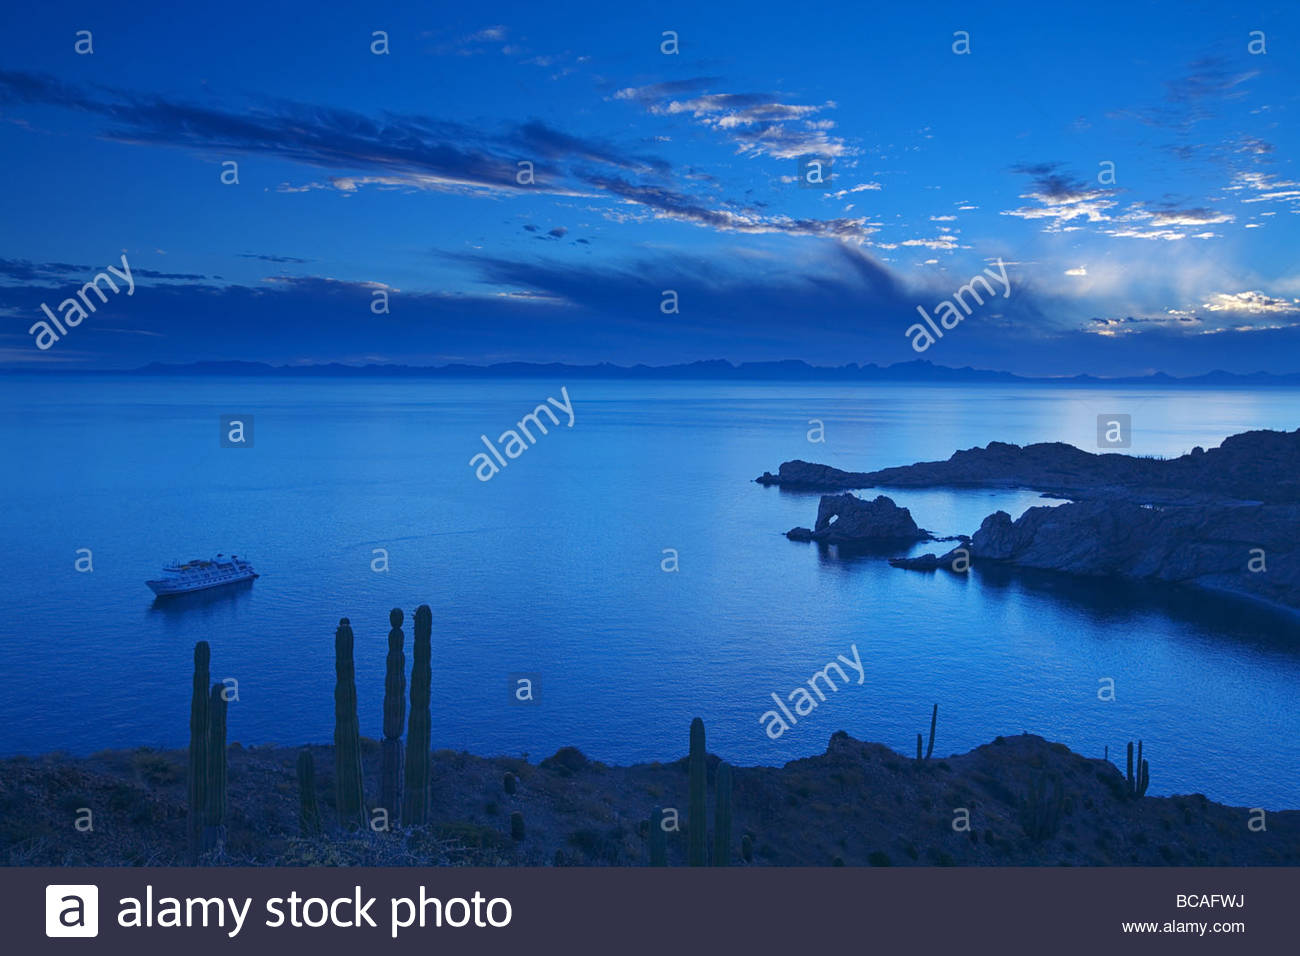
381 608 406 822
403 605 432 826
187 641 211 860
688 717 707 866
333 617 365 828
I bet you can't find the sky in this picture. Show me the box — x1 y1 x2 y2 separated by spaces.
1 1 1299 375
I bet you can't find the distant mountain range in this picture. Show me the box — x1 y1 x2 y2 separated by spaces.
27 358 1300 385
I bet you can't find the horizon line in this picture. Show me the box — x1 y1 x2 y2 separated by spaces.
4 357 1300 385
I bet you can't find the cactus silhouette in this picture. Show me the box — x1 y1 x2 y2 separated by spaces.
510 811 525 841
503 771 517 795
648 807 667 866
333 618 365 829
381 608 406 821
741 833 753 863
403 605 432 826
187 641 211 861
713 762 733 866
688 717 707 866
297 750 321 836
1126 740 1150 798
926 704 938 760
201 681 228 852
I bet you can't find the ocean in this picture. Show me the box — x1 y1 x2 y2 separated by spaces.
1 374 1297 808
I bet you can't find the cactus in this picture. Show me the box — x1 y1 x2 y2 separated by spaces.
926 704 938 760
648 807 667 866
1020 771 1065 842
297 750 322 836
510 811 525 841
741 833 753 863
1126 740 1150 798
503 771 517 795
333 618 365 829
187 641 211 860
381 608 406 822
688 717 707 866
916 733 923 762
403 605 432 826
713 762 733 866
201 682 228 852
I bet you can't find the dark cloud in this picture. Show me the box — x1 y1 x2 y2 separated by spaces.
238 253 312 264
0 248 1291 376
580 173 873 241
512 120 668 175
0 70 655 196
0 258 91 281
132 268 210 280
0 69 869 243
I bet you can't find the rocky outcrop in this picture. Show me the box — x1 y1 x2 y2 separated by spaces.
758 428 1300 505
766 428 1300 611
786 493 930 545
965 500 1300 610
758 460 869 490
888 547 968 571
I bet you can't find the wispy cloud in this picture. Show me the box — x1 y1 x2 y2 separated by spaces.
614 81 850 159
1001 163 1119 230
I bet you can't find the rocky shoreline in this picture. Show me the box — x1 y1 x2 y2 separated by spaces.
761 428 1300 613
3 732 1297 866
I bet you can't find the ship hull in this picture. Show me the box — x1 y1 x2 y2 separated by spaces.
146 571 258 597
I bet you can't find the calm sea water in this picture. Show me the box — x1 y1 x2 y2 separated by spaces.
0 375 1297 808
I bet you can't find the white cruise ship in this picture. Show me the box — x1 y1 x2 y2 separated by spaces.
146 554 258 597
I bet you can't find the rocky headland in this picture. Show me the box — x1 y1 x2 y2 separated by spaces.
762 428 1300 613
785 493 931 545
756 427 1300 506
3 731 1296 866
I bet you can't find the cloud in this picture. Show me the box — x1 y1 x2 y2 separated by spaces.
466 25 507 43
239 253 312 264
1145 206 1234 226
0 258 90 281
1115 57 1258 133
0 69 656 198
614 81 850 159
1001 163 1119 230
0 257 204 282
0 69 867 244
899 236 959 250
1065 266 1087 276
579 173 875 241
1229 171 1300 209
1201 291 1300 315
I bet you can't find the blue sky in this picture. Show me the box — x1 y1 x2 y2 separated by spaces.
2 1 1299 374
